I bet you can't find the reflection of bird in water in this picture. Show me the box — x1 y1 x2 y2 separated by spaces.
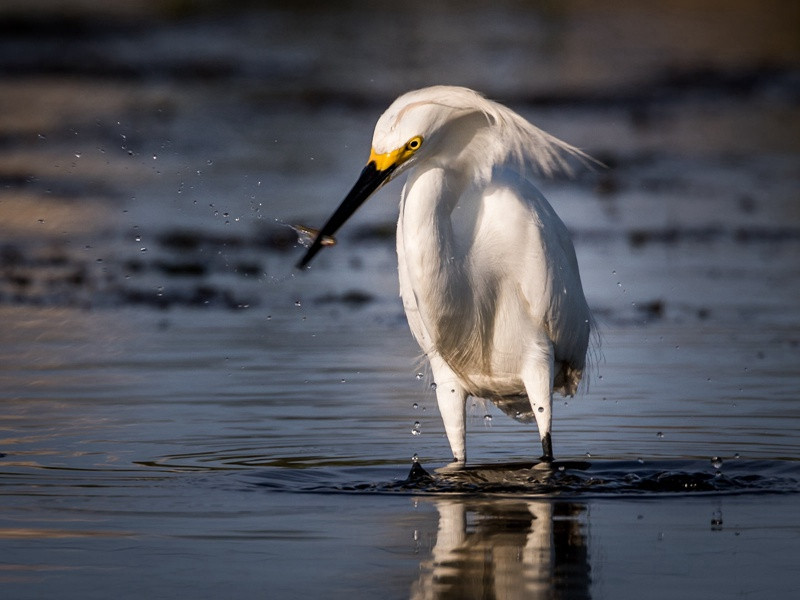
298 86 593 464
410 498 590 600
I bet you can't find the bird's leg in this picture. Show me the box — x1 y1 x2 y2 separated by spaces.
435 382 468 464
428 356 468 464
522 341 555 462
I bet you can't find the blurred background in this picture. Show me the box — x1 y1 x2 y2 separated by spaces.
1 0 798 314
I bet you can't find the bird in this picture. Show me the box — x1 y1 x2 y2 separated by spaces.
297 85 592 465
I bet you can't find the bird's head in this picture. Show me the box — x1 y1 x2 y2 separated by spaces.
296 87 490 269
296 86 587 268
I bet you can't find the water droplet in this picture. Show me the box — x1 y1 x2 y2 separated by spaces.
75 153 81 158
637 457 644 464
429 383 437 391
483 414 492 423
537 406 544 413
139 247 147 252
412 453 419 463
135 235 141 242
710 456 723 470
294 300 302 307
340 379 346 384
415 372 424 380
657 431 664 438
558 465 565 471
734 453 740 459
585 452 591 458
711 511 723 529
412 403 418 410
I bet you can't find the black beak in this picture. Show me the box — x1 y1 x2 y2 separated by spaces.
296 161 394 269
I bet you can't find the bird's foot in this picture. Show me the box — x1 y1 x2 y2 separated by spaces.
540 432 553 463
435 458 466 474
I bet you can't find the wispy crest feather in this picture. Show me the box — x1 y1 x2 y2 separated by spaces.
406 86 592 180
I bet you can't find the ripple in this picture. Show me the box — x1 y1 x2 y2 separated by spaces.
247 459 800 498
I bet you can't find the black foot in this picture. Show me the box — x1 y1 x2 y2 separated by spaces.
540 432 554 462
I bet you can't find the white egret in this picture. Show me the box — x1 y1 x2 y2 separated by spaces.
298 86 592 464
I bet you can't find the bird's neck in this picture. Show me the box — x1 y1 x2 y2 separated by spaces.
400 166 483 371
401 166 468 297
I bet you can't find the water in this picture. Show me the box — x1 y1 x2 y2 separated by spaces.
1 1 800 598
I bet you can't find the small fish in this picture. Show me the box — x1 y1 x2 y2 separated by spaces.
290 224 336 248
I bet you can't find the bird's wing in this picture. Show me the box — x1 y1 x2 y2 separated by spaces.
526 185 591 392
490 171 591 386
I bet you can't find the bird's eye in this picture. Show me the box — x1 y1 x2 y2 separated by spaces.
406 136 423 151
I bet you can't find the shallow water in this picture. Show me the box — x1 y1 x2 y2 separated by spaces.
2 1 800 598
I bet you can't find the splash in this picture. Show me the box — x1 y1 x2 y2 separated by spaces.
250 459 800 498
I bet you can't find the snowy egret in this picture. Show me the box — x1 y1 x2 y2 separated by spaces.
298 86 592 464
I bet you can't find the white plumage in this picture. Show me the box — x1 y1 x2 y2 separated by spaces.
299 86 592 464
